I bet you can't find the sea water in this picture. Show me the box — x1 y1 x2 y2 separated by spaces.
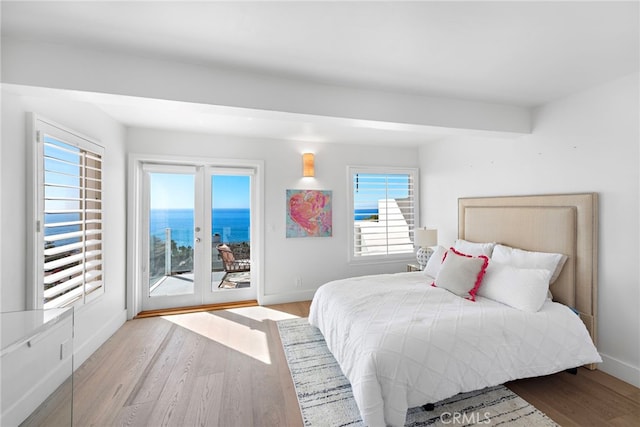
47 208 378 249
150 208 251 247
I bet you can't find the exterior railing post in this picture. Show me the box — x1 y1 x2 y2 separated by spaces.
165 228 171 275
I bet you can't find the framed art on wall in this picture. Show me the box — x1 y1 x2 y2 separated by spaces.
286 189 332 238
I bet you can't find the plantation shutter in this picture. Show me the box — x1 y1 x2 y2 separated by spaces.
351 169 417 258
39 126 104 309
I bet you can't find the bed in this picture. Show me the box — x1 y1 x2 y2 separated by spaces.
308 193 602 427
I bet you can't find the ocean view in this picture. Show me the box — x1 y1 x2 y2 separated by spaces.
354 208 378 221
46 208 380 250
150 208 251 247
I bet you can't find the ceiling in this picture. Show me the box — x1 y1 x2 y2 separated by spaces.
2 1 638 144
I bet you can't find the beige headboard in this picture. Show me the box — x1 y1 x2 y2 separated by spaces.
458 193 598 352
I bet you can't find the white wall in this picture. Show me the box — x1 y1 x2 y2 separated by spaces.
1 89 128 367
127 128 421 304
419 73 640 387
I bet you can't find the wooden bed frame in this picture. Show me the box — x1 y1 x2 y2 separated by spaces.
458 193 598 368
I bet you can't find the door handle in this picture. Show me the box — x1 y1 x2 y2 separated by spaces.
195 237 201 243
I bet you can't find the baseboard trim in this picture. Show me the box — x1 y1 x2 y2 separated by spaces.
260 290 316 306
74 309 127 370
135 300 259 318
599 352 640 388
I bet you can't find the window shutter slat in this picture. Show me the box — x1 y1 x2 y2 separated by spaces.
40 130 104 308
44 273 83 297
44 287 83 309
44 241 85 257
44 230 84 242
45 249 102 270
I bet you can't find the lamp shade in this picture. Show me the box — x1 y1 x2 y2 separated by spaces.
415 228 437 247
303 153 315 177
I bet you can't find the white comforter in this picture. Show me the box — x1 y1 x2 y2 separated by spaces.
308 272 602 427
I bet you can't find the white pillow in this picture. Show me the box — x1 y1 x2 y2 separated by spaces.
453 239 495 257
423 245 447 279
491 244 567 284
433 248 489 301
478 261 552 312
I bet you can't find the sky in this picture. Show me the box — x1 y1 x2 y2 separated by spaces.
148 171 409 210
150 173 250 210
353 173 411 209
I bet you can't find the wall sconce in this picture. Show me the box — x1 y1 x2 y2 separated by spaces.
303 153 315 177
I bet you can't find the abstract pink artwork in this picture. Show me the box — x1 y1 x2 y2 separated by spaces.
286 189 332 238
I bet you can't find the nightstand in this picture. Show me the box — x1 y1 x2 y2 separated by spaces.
407 263 421 272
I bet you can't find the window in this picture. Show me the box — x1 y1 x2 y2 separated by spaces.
348 167 418 262
29 116 104 309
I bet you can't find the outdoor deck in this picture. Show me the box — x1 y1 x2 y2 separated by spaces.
150 242 252 296
150 270 250 296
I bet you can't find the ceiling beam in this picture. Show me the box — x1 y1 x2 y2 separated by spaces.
2 38 530 136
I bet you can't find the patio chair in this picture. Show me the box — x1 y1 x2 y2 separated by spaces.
216 244 250 288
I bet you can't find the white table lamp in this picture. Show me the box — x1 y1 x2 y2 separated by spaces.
415 228 438 270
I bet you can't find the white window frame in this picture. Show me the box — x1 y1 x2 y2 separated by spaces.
27 114 105 310
347 166 419 265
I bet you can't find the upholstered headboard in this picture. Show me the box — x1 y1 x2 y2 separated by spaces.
458 193 598 352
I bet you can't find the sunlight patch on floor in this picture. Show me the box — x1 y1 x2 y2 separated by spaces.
162 310 272 364
226 305 300 322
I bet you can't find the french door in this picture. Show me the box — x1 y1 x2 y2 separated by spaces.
140 163 255 312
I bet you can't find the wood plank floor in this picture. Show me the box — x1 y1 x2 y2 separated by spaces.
24 301 639 426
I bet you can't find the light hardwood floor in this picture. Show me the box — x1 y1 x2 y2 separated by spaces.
25 301 639 426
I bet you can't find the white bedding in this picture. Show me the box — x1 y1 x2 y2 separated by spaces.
308 272 602 427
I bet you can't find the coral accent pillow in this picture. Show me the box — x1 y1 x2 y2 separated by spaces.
432 248 489 301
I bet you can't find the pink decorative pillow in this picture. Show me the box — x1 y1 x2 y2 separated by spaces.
432 248 489 301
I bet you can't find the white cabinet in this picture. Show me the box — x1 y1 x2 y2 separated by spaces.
1 308 73 426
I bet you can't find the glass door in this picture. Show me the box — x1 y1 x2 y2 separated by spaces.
209 170 253 293
142 164 202 311
140 163 256 312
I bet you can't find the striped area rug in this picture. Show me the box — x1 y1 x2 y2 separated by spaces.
277 318 558 427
